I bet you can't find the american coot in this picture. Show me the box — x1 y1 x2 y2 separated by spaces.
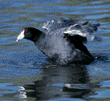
16 18 99 65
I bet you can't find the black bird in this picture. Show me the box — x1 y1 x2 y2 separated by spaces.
16 18 99 65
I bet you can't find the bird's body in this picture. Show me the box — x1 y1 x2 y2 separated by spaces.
16 18 99 65
36 28 75 65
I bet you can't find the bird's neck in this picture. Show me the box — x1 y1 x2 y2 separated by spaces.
32 29 44 42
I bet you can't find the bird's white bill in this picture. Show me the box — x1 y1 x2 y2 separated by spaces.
16 29 25 42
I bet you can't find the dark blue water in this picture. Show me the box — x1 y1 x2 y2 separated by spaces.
0 0 110 101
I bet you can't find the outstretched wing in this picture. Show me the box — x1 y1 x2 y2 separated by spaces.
63 34 94 60
42 18 77 32
64 21 100 41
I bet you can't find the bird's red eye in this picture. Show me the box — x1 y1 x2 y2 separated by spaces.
23 28 27 33
22 28 25 31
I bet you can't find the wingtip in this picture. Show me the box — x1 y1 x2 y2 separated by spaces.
96 23 100 27
82 21 89 25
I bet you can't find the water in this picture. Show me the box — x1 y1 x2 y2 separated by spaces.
0 0 110 100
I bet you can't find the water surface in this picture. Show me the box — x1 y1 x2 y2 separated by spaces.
0 0 110 101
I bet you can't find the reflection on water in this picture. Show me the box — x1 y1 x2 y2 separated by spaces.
24 64 91 100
